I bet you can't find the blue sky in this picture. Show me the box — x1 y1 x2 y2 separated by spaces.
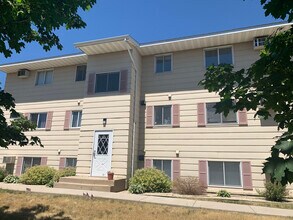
0 0 279 88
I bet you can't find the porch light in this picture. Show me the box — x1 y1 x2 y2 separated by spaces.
103 118 107 127
176 150 180 157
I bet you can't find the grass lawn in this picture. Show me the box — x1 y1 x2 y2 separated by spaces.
0 190 292 220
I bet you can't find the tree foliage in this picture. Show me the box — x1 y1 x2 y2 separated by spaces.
0 0 96 58
200 0 293 185
0 0 96 148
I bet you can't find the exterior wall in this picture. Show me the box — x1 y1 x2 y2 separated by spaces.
76 51 133 179
0 65 85 173
140 41 281 192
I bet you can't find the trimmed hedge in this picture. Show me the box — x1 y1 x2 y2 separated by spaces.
0 167 8 182
20 166 56 185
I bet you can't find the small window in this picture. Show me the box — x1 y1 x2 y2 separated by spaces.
95 72 120 93
155 55 172 73
206 102 237 124
254 36 267 48
205 47 232 68
65 158 77 167
75 65 87 81
208 161 241 187
71 111 82 128
22 157 41 174
154 105 171 126
36 70 53 85
30 113 47 128
153 160 172 178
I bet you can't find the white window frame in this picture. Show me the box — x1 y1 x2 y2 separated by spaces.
153 159 173 180
153 105 172 127
35 69 54 86
22 157 41 174
30 112 47 129
205 102 238 125
75 64 87 82
65 158 77 167
204 46 234 68
207 161 243 188
154 53 173 73
70 111 82 128
95 71 121 93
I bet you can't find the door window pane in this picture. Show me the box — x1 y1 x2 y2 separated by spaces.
97 134 109 155
219 48 232 65
208 161 224 185
108 72 120 91
205 49 218 67
225 162 241 186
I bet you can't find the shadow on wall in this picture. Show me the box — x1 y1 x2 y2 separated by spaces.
0 204 72 220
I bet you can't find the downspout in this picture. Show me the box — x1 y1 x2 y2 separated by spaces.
124 38 138 178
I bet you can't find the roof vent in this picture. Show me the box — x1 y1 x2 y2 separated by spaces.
17 69 30 78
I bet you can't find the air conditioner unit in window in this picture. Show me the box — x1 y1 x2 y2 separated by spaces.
254 36 267 50
17 69 30 78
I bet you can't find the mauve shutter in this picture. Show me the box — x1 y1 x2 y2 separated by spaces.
45 111 53 131
172 104 180 127
64 110 71 130
41 157 47 166
238 108 248 126
198 160 208 187
120 70 128 93
24 113 30 119
197 103 206 127
146 106 153 128
242 161 253 190
173 160 180 180
15 157 24 176
59 157 66 170
87 73 95 95
145 159 153 168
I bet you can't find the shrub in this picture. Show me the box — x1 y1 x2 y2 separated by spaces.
173 177 206 195
3 175 19 184
0 167 8 182
129 168 172 194
217 190 231 198
257 181 288 202
20 166 56 185
53 167 76 182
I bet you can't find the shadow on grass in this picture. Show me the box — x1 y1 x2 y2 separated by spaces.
0 204 72 220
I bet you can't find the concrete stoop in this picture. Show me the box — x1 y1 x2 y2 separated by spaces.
54 176 126 192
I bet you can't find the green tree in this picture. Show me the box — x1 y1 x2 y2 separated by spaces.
0 0 96 148
200 0 293 185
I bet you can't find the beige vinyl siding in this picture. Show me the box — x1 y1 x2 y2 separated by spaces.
76 51 133 179
140 41 281 191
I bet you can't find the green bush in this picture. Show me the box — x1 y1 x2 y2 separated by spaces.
217 190 231 198
3 175 19 184
129 168 172 194
0 167 8 182
20 166 56 185
173 177 206 195
257 181 288 202
53 167 76 182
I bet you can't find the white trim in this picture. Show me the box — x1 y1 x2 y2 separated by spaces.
70 110 82 128
154 53 173 74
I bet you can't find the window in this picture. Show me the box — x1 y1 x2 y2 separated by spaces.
205 47 233 68
208 161 241 187
71 111 82 128
153 160 172 178
154 105 171 126
206 102 237 124
22 157 41 174
10 111 20 119
254 36 267 48
95 72 120 93
155 55 172 73
30 113 47 128
65 158 77 167
36 70 53 85
75 65 87 81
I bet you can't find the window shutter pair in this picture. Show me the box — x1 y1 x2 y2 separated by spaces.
144 159 180 180
146 104 180 128
198 160 253 190
87 70 128 95
15 156 48 176
197 103 248 127
23 112 53 131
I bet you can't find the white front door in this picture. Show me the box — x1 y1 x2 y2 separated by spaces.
91 131 113 177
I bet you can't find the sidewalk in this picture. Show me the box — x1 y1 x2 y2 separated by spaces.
0 182 293 217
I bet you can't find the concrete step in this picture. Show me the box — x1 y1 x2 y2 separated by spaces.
54 176 126 192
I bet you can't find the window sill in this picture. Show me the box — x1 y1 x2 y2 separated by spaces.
69 127 81 130
155 70 173 75
153 125 172 128
205 123 238 127
208 184 243 189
